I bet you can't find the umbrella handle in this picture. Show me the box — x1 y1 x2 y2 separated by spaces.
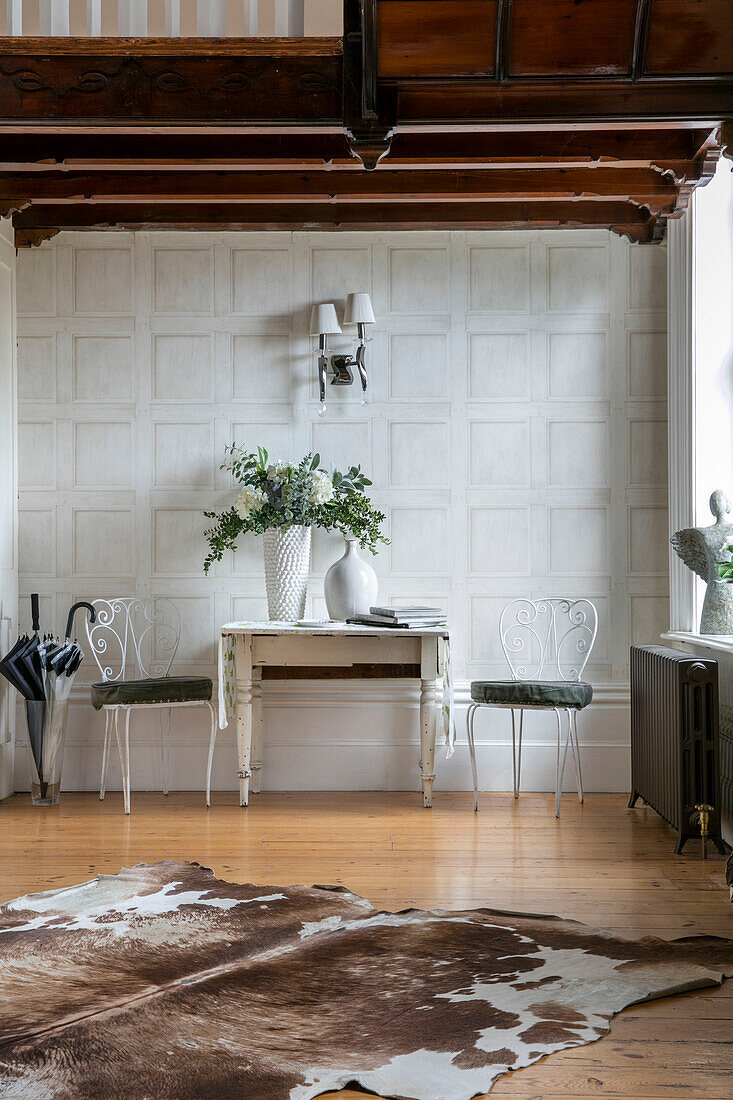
65 601 96 641
31 593 40 633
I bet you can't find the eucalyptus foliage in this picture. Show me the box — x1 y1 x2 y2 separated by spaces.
204 444 388 573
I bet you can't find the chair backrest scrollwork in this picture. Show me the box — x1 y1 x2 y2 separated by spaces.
499 598 598 682
85 598 181 682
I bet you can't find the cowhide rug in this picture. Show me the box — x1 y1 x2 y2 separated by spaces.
1 861 731 1100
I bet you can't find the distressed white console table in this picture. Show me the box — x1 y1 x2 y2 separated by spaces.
218 622 451 808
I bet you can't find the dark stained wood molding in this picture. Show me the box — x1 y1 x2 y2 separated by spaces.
631 0 652 80
0 48 343 125
0 167 680 217
0 36 343 55
394 79 733 123
494 0 513 83
343 0 395 167
0 127 713 172
11 197 661 244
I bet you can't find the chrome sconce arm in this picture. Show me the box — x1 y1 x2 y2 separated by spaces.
310 295 374 413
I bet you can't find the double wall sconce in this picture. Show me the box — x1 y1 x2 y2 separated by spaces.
310 292 375 414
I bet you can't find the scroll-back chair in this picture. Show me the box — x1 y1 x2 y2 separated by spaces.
86 597 217 814
466 597 598 817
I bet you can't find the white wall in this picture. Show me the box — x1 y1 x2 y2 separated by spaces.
15 228 668 794
694 161 733 528
0 220 17 799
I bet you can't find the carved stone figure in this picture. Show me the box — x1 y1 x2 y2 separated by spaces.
671 490 733 634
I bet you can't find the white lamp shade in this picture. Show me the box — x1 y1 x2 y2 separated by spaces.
310 303 341 335
344 292 375 325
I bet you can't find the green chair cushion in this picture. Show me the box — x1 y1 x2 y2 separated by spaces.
91 676 213 710
470 680 593 709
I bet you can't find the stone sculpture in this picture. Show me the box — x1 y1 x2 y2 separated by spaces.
671 490 733 634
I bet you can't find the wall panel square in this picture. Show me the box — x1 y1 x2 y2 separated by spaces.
389 248 448 313
18 421 56 489
548 332 607 398
232 335 291 400
390 508 448 574
152 508 210 575
74 421 133 488
231 249 290 315
547 419 608 487
16 248 55 315
389 333 448 400
73 336 133 402
18 509 54 576
468 332 530 400
74 248 132 314
547 245 608 312
153 248 212 314
18 337 55 401
153 334 213 403
73 509 133 576
468 420 530 488
469 507 531 575
468 247 529 312
548 507 608 575
388 421 448 487
152 422 213 488
628 331 667 398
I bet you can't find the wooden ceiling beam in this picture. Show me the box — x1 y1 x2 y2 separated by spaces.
11 198 660 244
0 167 680 217
395 80 733 124
0 129 714 175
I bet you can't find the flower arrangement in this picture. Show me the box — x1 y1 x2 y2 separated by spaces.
203 444 388 573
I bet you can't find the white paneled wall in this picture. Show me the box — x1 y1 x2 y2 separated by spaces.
15 229 668 794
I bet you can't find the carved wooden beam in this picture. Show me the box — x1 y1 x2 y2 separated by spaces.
0 127 714 173
0 166 681 218
0 38 342 124
11 197 660 243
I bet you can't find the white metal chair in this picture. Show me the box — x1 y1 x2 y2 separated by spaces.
86 597 217 814
466 597 598 817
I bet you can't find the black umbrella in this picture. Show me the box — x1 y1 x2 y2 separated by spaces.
0 594 44 701
0 596 96 803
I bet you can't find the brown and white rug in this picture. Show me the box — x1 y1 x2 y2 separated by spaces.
1 860 731 1100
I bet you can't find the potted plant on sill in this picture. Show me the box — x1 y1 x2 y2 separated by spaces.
203 444 387 621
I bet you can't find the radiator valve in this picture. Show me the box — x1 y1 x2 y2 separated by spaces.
692 803 714 860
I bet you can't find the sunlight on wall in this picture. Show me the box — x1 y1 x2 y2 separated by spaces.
694 160 733 527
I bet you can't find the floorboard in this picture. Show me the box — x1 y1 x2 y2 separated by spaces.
0 790 731 1098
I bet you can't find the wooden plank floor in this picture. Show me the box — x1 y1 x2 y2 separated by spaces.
0 790 731 1098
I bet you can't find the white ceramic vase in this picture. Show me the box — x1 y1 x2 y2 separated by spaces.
324 538 378 621
263 525 312 621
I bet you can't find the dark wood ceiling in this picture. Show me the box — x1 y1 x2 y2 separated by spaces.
1 0 732 246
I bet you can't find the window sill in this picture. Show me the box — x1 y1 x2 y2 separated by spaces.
661 630 733 656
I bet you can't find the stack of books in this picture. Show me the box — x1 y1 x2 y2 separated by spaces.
347 606 447 628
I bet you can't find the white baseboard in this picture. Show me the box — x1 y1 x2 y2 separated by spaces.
13 680 631 794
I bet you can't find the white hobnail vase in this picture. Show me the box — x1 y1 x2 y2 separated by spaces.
263 525 312 621
324 538 378 621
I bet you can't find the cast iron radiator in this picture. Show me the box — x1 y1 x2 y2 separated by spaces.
629 645 727 854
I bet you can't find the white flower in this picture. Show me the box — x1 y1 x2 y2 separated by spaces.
235 484 267 519
266 460 292 482
308 469 334 504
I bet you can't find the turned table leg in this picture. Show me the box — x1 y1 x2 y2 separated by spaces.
420 678 440 808
250 666 263 794
235 635 253 807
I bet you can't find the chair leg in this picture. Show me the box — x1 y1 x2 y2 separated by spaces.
159 707 171 796
114 706 132 815
571 708 584 803
100 710 111 800
205 701 217 808
554 707 565 818
466 704 479 812
511 709 524 799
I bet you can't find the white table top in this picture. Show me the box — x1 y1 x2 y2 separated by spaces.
220 620 449 638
